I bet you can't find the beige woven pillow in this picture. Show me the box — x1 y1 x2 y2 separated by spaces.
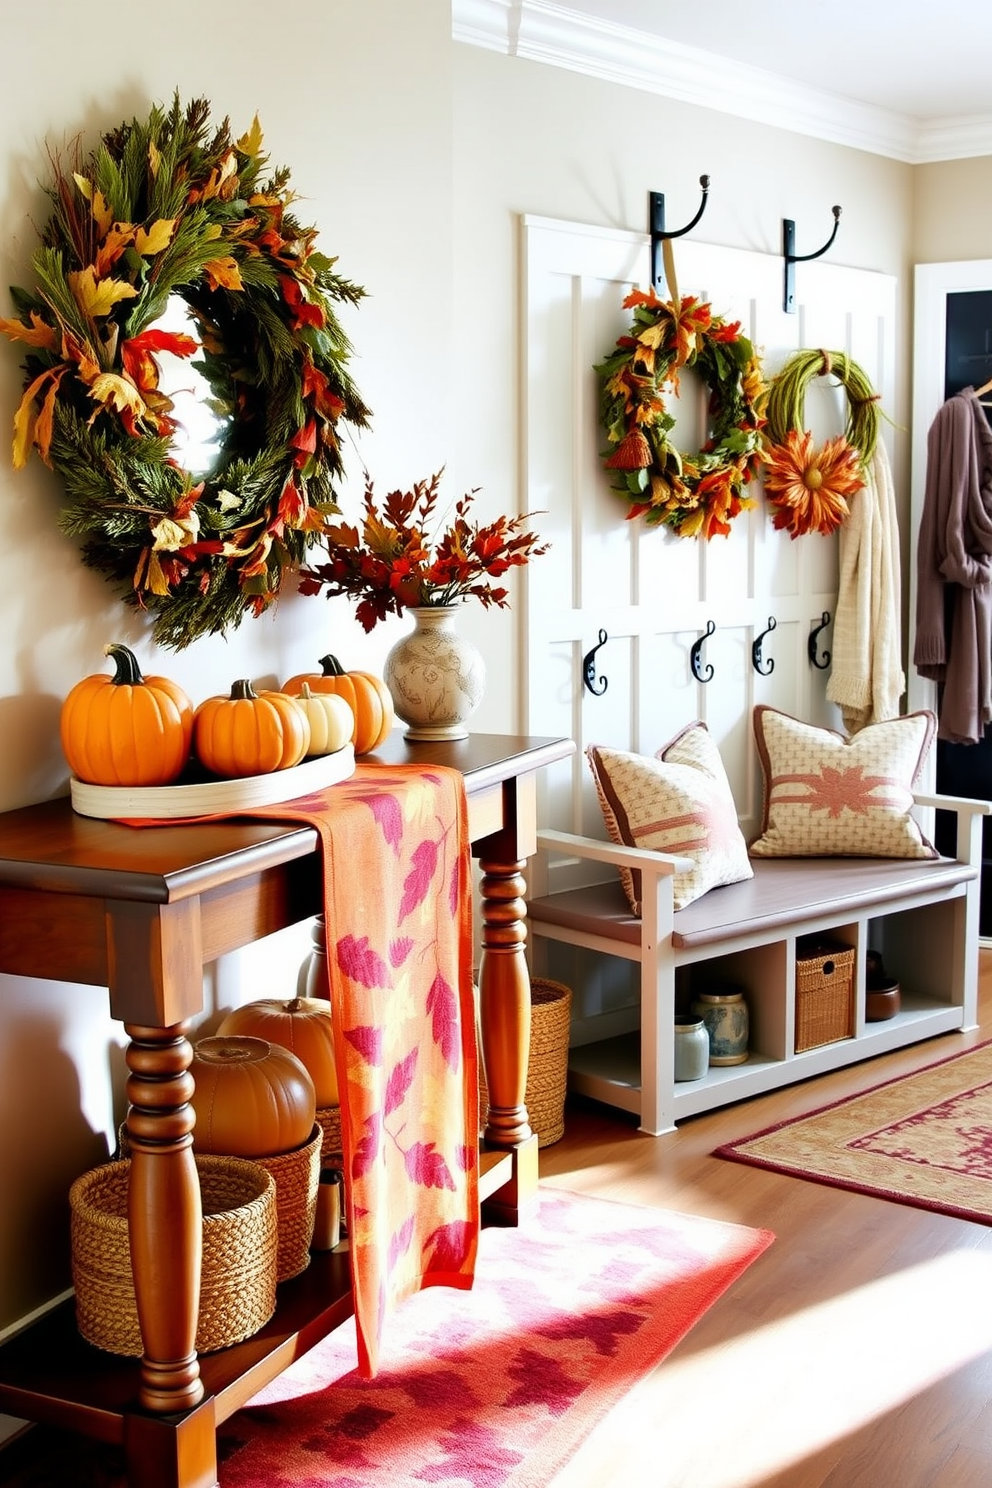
750 705 937 859
586 723 753 913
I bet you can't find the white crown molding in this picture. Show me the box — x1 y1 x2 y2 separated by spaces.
451 0 992 164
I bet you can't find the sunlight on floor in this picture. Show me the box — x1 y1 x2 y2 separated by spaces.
552 1246 992 1487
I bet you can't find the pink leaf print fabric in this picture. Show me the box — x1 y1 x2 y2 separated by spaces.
248 763 478 1376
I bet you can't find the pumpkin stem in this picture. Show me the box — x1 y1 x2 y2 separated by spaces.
230 679 259 701
300 682 314 700
104 643 144 687
318 654 345 676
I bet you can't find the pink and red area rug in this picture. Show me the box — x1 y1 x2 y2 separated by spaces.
219 1188 771 1487
3 1188 772 1488
717 1039 992 1225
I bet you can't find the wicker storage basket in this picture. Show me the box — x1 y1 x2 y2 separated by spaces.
316 1103 342 1165
256 1122 322 1281
69 1153 277 1357
795 937 856 1052
478 977 572 1147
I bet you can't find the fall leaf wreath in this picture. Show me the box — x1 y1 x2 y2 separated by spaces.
595 286 768 539
762 348 880 538
0 94 370 650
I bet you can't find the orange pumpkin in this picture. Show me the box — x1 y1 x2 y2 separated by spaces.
60 642 193 786
282 654 393 754
217 996 339 1106
189 1035 316 1157
193 680 310 778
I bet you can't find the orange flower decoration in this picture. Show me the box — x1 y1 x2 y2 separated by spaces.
762 429 864 538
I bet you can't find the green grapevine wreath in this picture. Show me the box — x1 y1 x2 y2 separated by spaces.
596 286 767 539
761 348 879 537
0 94 371 650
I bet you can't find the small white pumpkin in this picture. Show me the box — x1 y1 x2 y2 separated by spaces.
292 682 354 757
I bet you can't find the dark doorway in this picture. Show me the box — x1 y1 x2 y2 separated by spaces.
934 290 992 933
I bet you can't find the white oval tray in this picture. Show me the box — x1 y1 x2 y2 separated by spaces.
70 745 356 821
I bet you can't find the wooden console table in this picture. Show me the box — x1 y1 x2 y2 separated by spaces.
0 732 573 1488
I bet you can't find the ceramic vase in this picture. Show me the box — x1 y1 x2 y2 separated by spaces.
691 985 749 1066
383 606 486 741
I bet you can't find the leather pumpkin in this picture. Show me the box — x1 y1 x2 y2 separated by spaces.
291 683 354 758
189 1035 316 1157
60 642 194 787
217 996 339 1106
193 680 310 777
282 654 393 754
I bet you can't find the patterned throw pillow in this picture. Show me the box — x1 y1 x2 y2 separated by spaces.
750 705 938 859
586 723 753 914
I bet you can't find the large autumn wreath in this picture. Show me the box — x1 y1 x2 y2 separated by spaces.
596 286 767 539
0 95 370 650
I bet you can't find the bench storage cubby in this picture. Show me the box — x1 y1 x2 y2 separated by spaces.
527 793 990 1135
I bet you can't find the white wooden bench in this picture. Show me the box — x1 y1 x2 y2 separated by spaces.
527 793 991 1135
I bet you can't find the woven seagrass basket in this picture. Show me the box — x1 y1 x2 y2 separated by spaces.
316 1104 342 1165
478 977 572 1147
69 1153 277 1357
256 1123 322 1281
795 937 855 1052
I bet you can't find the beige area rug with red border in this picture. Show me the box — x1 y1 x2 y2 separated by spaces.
716 1040 992 1224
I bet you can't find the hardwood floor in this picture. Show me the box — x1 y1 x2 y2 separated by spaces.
4 957 992 1486
540 948 992 1488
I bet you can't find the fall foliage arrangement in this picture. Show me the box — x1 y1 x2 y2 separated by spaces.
595 285 767 539
0 95 370 650
299 469 549 633
761 348 880 538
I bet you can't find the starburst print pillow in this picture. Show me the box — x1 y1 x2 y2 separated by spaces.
750 706 938 859
586 723 753 913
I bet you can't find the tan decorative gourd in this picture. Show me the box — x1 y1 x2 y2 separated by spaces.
282 654 393 754
193 680 310 777
291 684 354 758
217 997 339 1107
189 1036 316 1157
60 642 194 786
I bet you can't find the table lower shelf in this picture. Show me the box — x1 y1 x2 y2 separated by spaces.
0 1245 355 1441
0 1141 524 1446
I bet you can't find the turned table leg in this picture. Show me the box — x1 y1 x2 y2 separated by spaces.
477 853 533 1148
124 1021 204 1415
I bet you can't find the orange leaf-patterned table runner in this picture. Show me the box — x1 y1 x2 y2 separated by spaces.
248 762 479 1376
121 760 478 1378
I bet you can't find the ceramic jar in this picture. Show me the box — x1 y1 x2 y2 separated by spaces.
383 606 486 741
691 985 749 1066
674 1015 710 1081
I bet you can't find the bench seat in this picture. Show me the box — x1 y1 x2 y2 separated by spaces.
528 793 991 1136
529 854 977 953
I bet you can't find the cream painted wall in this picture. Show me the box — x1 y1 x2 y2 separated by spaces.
0 0 987 1380
0 0 454 1347
913 157 992 264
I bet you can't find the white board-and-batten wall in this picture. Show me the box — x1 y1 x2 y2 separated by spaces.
519 214 897 1044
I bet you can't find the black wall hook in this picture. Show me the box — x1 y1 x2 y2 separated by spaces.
752 616 777 677
690 619 716 684
783 205 842 313
582 629 609 696
808 611 832 670
651 175 710 291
